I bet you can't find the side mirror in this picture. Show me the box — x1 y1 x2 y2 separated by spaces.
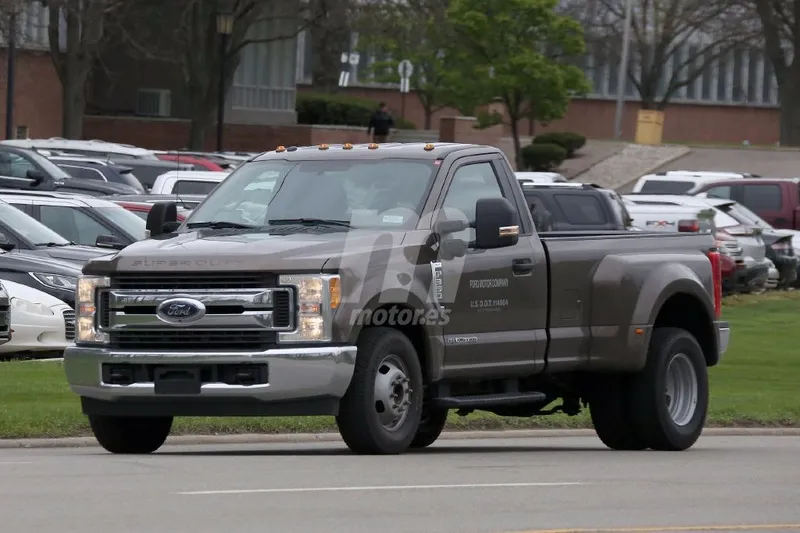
146 201 179 237
434 218 469 235
474 197 520 249
95 234 125 250
0 231 15 252
25 169 44 186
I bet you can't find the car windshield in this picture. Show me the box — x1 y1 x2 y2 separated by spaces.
25 150 72 180
639 180 694 194
0 201 70 245
186 158 439 230
718 202 774 229
95 204 148 240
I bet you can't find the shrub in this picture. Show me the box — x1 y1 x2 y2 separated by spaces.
520 143 567 171
533 131 586 157
296 92 416 129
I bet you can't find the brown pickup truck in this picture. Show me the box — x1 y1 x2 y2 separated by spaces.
64 142 730 456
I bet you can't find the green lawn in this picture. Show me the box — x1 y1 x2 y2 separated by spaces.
1 291 798 439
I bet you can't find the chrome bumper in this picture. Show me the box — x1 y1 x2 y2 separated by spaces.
63 345 357 402
716 321 731 358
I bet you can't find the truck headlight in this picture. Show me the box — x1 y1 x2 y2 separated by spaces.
76 275 110 344
278 274 340 343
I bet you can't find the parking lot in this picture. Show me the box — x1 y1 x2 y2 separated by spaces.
1 434 799 533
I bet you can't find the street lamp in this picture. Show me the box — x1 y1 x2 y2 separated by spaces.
215 8 234 152
5 8 18 140
613 0 634 140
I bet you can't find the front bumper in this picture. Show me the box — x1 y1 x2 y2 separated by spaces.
64 345 357 414
716 320 731 359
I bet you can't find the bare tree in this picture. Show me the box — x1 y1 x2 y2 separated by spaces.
114 0 314 149
307 0 352 92
44 0 124 138
753 0 800 145
566 0 758 109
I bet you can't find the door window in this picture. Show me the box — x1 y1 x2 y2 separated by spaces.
59 165 106 181
741 184 782 211
39 205 110 245
441 162 505 243
704 185 732 199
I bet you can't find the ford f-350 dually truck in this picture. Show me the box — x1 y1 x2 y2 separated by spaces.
64 142 730 455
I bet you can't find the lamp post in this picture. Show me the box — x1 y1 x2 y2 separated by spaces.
613 0 634 140
5 10 17 140
215 8 234 152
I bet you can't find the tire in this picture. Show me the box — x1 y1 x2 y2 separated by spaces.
336 327 424 455
627 327 709 451
587 374 647 451
410 405 449 449
88 415 173 454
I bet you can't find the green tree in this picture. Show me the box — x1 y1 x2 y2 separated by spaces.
355 0 452 129
442 0 590 169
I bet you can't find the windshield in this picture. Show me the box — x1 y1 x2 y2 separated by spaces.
95 205 148 240
25 150 72 180
639 180 694 194
718 202 774 229
186 159 438 229
0 202 70 245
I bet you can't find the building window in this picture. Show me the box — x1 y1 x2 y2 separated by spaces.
732 48 745 102
716 51 729 101
671 44 684 100
686 45 698 100
762 57 775 104
701 48 714 100
748 48 760 103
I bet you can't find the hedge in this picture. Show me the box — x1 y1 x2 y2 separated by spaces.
520 143 568 171
532 131 586 157
296 92 416 129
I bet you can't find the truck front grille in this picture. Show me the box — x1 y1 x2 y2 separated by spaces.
112 273 276 291
63 309 75 341
109 330 276 351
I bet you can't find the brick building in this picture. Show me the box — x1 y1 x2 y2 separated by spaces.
1 4 788 147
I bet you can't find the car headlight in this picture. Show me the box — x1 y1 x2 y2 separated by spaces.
30 273 77 291
278 274 340 343
76 275 110 344
10 297 54 316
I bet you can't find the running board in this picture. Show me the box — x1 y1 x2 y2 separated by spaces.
431 392 547 409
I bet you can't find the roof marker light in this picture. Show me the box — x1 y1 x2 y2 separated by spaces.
319 144 329 150
368 143 379 150
343 143 353 149
424 143 435 151
275 146 286 153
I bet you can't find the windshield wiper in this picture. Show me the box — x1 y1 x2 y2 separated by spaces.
268 218 351 228
186 221 257 229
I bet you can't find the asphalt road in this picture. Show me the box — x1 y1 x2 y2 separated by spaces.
1 435 799 533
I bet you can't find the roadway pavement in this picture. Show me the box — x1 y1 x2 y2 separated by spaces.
1 434 798 533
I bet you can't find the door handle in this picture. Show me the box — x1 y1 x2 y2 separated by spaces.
512 258 534 275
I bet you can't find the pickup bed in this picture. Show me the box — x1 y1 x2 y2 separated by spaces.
64 142 730 455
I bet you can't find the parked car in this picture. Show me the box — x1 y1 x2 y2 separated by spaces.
0 138 158 160
715 231 745 295
0 199 113 265
150 170 230 195
155 153 226 171
107 159 194 191
0 145 140 196
631 170 756 194
519 181 631 231
0 190 148 249
47 155 146 193
111 193 205 210
0 250 82 307
691 177 800 230
624 202 715 233
0 281 10 347
113 200 191 222
515 171 567 184
153 150 240 169
0 279 72 359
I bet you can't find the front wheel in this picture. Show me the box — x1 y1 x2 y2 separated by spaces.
336 327 424 455
628 327 709 451
88 414 173 454
410 406 449 449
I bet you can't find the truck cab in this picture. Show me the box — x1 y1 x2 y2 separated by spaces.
64 142 730 456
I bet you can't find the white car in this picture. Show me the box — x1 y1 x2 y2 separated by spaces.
151 170 230 195
0 279 72 356
516 171 567 183
630 171 756 194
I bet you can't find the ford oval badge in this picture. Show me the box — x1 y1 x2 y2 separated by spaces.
156 298 206 325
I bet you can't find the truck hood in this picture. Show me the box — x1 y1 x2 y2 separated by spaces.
83 228 407 275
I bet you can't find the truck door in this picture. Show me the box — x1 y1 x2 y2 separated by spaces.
434 155 547 380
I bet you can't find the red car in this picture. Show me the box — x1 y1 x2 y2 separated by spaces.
156 154 225 172
114 201 189 222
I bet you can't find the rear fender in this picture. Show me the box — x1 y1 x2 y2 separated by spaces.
588 253 714 371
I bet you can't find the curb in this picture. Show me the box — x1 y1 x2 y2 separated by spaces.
2 427 798 449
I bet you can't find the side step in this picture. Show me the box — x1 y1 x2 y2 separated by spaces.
431 392 547 409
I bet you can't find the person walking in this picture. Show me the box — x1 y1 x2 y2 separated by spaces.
367 102 394 143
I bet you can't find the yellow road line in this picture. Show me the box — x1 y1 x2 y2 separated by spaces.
503 525 800 533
